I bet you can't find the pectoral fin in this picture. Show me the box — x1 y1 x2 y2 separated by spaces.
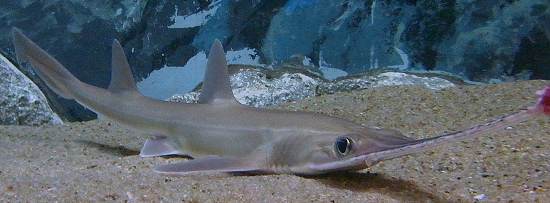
154 156 262 175
140 136 182 157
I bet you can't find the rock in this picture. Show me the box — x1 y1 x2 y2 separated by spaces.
371 72 456 90
0 53 62 126
2 0 547 121
168 68 319 107
318 72 455 95
167 92 200 104
191 0 287 52
473 194 487 201
232 70 319 107
169 68 456 107
318 78 373 95
263 0 550 81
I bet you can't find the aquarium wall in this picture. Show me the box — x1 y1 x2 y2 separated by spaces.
0 0 548 121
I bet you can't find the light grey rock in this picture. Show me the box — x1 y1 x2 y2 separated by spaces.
167 92 200 104
231 70 319 107
168 69 319 107
0 53 62 126
317 78 372 95
169 68 456 107
318 72 455 95
370 72 456 90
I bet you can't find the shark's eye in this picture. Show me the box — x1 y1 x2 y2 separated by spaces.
335 137 353 156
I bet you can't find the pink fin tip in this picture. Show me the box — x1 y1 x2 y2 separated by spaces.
535 86 550 115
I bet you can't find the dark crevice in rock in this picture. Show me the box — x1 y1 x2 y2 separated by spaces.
512 25 550 80
227 0 289 63
404 0 456 70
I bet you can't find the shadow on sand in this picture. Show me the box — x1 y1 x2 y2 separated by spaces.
75 140 449 202
75 140 140 156
75 140 193 159
311 171 450 202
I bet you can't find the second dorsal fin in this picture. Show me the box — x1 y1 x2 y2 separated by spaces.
108 40 137 93
198 39 238 105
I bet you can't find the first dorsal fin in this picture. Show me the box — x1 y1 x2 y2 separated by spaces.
108 40 137 93
198 39 238 105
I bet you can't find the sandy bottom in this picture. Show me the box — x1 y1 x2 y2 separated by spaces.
0 80 549 202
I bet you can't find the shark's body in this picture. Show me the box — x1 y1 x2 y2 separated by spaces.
12 28 550 175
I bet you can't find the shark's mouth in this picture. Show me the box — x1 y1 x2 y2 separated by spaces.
307 154 388 174
309 152 402 172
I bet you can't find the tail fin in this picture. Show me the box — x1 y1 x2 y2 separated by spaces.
108 40 138 93
12 28 140 99
12 28 148 123
12 28 79 99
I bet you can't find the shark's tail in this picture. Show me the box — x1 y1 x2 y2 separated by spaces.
12 28 81 99
12 28 140 101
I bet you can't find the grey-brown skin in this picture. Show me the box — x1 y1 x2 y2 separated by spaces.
11 28 549 176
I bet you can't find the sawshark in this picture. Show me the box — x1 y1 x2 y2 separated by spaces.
11 28 550 176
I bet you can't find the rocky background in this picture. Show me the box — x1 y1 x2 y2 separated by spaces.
0 53 61 125
0 0 549 121
168 65 457 107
